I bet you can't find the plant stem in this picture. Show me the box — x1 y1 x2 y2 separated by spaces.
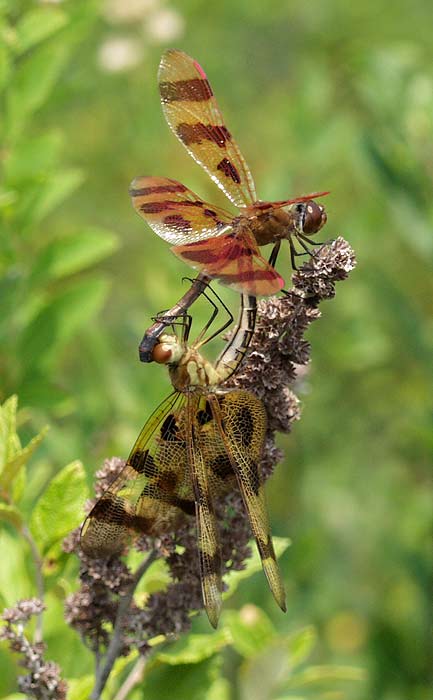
90 551 158 700
20 524 44 644
113 656 147 700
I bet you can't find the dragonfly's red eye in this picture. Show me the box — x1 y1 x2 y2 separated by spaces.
152 343 172 364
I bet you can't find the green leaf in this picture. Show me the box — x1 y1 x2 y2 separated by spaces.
20 276 110 370
238 640 291 700
3 131 63 182
134 555 171 595
0 395 47 500
66 675 94 700
143 657 221 700
156 629 231 665
26 168 84 227
0 503 23 529
15 7 68 54
0 529 33 604
287 665 367 689
205 675 231 700
224 536 291 599
0 395 20 471
29 460 88 552
11 463 27 504
6 39 71 140
222 606 276 658
0 425 48 496
108 652 138 683
32 227 119 281
286 626 317 669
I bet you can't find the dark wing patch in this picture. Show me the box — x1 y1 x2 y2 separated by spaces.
172 226 285 296
81 392 193 558
130 175 233 246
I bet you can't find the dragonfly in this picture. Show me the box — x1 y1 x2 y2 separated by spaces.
81 290 286 628
130 49 328 297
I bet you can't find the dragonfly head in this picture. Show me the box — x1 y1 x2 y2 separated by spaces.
152 334 184 365
152 334 222 391
295 200 327 235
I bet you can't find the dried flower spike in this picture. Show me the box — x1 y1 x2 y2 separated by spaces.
1 599 67 700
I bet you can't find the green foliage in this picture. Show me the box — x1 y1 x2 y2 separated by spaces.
0 503 23 530
0 394 93 692
225 611 360 700
20 276 110 372
32 227 119 281
66 676 94 700
6 41 71 141
223 607 276 658
29 460 87 553
1 1 432 699
155 628 232 665
0 0 118 430
14 7 68 54
142 609 364 700
142 657 225 700
0 394 48 499
0 392 82 544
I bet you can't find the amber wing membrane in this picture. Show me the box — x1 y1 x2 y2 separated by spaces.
81 392 194 557
186 395 230 628
209 390 286 612
172 226 284 296
129 176 234 246
159 49 257 209
251 192 331 213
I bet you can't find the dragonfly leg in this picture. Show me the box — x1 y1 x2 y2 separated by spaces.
194 285 234 349
138 273 211 362
268 240 281 268
298 233 324 247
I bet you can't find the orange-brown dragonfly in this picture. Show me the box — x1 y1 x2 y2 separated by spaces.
130 49 328 296
81 291 285 627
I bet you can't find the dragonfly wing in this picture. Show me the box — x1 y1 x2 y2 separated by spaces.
159 49 257 208
172 227 284 296
130 175 233 245
81 392 193 558
209 390 286 612
186 395 225 628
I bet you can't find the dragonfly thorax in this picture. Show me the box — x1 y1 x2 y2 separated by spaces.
250 200 327 246
152 334 225 392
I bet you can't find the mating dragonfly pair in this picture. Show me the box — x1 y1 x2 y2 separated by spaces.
81 50 329 627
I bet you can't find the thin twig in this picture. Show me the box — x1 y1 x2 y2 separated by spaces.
20 524 44 644
94 649 102 678
113 656 147 700
90 550 158 700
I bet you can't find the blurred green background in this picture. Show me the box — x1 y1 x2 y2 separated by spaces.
0 0 432 698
